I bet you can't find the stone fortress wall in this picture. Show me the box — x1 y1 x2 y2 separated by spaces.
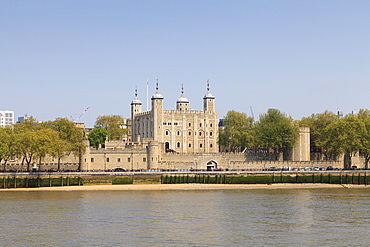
2 82 353 172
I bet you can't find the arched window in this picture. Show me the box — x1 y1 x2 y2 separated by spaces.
177 130 181 136
199 131 202 136
189 143 191 148
210 144 213 148
177 142 181 148
165 130 169 136
188 131 191 136
200 143 203 148
210 131 213 137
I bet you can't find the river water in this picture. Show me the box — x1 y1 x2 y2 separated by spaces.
1 188 369 246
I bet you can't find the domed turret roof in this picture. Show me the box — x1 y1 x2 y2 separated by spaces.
203 80 215 99
203 91 215 99
151 81 164 99
151 91 163 99
131 97 142 104
177 94 189 103
177 84 189 103
131 88 142 105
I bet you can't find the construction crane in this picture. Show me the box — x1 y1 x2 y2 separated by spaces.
250 106 255 120
70 107 90 122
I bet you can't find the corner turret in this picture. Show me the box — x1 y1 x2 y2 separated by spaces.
151 80 164 141
203 80 215 113
176 84 189 111
131 87 142 142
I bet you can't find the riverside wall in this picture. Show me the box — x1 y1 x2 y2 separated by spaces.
1 171 369 189
1 154 342 172
159 152 341 170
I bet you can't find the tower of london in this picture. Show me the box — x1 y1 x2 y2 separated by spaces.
78 80 311 172
131 81 218 154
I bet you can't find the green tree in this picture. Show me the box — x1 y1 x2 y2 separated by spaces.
13 116 40 132
88 128 109 149
49 118 86 171
12 117 43 171
299 110 338 148
15 129 39 171
324 114 367 169
50 137 69 171
355 109 370 168
255 109 299 160
299 110 338 160
219 110 255 152
0 127 17 171
34 128 60 171
95 115 127 140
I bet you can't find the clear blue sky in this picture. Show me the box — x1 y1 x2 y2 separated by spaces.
1 0 369 127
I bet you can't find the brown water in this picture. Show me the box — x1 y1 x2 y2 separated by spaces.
1 188 369 246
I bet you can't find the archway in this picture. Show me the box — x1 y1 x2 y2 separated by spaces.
206 160 218 171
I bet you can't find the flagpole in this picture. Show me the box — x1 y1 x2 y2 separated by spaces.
146 78 149 111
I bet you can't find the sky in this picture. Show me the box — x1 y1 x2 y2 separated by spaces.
1 0 370 127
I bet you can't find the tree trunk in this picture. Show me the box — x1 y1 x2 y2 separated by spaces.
58 157 61 171
77 153 82 172
365 155 370 169
39 157 42 172
20 157 25 172
344 153 352 169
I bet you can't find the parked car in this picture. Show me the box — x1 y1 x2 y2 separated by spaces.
114 168 126 172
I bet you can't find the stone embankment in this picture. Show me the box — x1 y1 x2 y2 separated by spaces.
0 171 369 189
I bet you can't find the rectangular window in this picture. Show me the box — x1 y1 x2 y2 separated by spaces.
117 158 121 162
128 157 131 162
91 158 94 162
143 158 146 162
106 158 110 162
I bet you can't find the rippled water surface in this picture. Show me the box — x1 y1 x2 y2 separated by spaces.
1 188 370 246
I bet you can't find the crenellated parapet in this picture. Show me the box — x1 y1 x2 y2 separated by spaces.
134 111 151 117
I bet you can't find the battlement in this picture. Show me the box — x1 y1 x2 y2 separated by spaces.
163 109 205 115
134 111 151 117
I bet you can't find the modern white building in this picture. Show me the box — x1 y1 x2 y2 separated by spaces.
0 110 14 127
